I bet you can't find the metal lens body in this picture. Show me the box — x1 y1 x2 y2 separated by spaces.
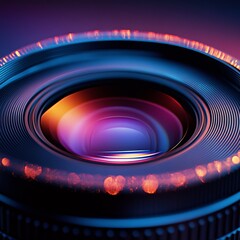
0 31 239 240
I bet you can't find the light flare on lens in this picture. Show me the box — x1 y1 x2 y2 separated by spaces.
41 84 190 164
1 158 10 167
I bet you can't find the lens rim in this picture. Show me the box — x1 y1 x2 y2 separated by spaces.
37 75 205 164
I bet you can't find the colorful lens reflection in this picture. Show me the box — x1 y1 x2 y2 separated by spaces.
41 82 192 163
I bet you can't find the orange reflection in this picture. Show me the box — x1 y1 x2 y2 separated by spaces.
195 165 207 177
54 36 59 44
37 42 43 49
142 174 158 194
147 32 156 39
24 164 42 179
40 88 99 142
120 29 131 39
15 50 21 57
68 172 80 185
1 31 239 70
195 165 207 182
93 30 100 37
1 158 10 167
171 172 186 187
67 33 74 41
232 155 240 165
214 161 222 173
104 175 126 195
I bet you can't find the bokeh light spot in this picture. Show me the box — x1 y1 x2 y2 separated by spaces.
142 174 159 194
104 175 126 195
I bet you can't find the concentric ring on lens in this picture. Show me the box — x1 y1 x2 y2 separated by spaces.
39 78 199 164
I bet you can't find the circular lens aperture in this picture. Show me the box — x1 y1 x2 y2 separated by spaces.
40 81 194 163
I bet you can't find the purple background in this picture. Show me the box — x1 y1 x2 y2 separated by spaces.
1 0 239 59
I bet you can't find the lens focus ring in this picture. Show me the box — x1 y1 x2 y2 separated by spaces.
0 197 239 240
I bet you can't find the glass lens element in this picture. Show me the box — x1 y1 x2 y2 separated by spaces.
41 83 189 163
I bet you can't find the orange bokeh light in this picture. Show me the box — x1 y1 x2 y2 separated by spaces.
232 156 240 165
24 164 42 179
195 165 207 177
142 174 159 194
1 157 10 167
214 161 222 173
170 172 186 187
15 50 21 57
104 175 126 195
195 165 207 182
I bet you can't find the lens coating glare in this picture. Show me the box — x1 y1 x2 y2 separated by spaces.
41 82 192 163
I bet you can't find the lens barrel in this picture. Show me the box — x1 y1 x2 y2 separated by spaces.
0 31 239 240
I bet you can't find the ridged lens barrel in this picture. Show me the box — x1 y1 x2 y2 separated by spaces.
0 31 239 240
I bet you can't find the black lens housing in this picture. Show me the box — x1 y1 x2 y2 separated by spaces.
0 31 239 240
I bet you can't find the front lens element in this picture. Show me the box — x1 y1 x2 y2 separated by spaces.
40 81 192 163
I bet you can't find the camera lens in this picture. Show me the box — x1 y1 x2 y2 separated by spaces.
0 31 239 240
40 80 196 163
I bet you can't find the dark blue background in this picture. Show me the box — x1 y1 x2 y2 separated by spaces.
1 0 239 59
